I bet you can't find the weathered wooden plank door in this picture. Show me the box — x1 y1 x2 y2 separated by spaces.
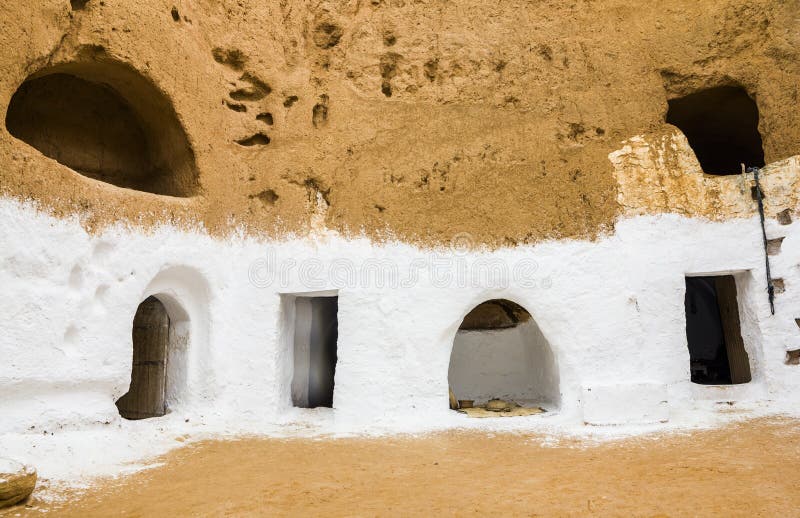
714 276 752 384
116 296 169 419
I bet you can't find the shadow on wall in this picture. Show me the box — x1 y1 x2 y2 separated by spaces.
448 299 560 408
5 53 199 197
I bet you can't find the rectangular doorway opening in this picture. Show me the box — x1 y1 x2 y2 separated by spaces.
291 296 338 408
684 275 751 385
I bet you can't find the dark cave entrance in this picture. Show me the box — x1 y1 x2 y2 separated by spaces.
666 86 765 175
6 61 198 196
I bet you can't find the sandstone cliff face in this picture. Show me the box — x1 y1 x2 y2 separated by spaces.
0 0 797 246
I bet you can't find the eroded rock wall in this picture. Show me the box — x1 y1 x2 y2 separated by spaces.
0 0 798 246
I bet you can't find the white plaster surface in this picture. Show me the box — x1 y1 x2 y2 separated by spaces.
2 155 800 494
582 383 669 425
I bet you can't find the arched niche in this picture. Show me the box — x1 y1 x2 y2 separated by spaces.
5 58 199 196
448 298 560 410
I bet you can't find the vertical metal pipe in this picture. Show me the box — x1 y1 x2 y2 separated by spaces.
750 166 775 315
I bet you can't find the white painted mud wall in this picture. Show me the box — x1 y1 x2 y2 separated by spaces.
2 195 799 433
2 153 800 484
448 320 559 407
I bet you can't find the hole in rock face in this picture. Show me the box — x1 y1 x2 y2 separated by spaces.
6 61 199 197
225 100 247 112
70 0 89 10
256 112 273 125
212 47 246 70
312 22 343 49
236 133 270 147
250 188 279 206
666 86 765 175
312 99 328 128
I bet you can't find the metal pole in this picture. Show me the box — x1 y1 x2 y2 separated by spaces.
750 166 775 315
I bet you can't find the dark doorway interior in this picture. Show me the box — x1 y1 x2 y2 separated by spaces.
666 86 765 175
684 276 751 385
116 296 169 419
293 296 338 408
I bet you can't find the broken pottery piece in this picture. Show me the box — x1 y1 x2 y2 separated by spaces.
0 458 37 509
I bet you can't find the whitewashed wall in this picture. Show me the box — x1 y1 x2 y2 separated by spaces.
2 156 800 444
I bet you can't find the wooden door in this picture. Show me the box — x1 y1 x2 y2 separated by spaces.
116 296 169 419
714 276 752 384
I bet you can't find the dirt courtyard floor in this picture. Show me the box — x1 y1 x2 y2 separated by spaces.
6 417 800 516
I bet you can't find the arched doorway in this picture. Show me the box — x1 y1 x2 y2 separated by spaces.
116 295 189 420
448 299 559 412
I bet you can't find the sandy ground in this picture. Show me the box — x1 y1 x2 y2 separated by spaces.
5 417 800 517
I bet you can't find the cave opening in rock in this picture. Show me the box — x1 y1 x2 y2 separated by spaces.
290 296 339 409
685 275 752 385
448 299 559 412
5 60 198 196
666 86 765 175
